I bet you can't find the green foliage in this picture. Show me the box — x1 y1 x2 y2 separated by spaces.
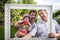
10 0 36 26
57 18 60 24
0 0 8 26
0 0 36 26
53 10 60 18
10 26 18 38
22 0 36 4
0 26 4 40
10 0 36 38
53 10 60 24
0 0 36 39
10 9 30 26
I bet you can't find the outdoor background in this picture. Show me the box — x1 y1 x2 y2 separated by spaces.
10 9 38 38
0 0 60 40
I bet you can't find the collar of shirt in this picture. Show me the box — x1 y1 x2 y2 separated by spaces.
38 18 48 24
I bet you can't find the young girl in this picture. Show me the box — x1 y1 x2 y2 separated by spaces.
15 14 31 38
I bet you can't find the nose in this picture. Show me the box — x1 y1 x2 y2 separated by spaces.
40 14 43 17
31 16 35 19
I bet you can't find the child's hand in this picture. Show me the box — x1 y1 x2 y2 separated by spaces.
23 19 29 25
18 20 23 24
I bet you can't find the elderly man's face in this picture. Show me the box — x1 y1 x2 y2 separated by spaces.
39 10 48 22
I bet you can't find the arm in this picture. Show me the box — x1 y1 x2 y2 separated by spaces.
14 22 19 27
48 20 60 38
28 21 31 27
14 20 23 28
56 33 60 38
48 33 60 38
22 34 32 38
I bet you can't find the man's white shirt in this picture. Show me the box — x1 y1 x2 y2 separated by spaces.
29 19 60 38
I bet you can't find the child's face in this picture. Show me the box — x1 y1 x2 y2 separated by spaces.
24 17 29 21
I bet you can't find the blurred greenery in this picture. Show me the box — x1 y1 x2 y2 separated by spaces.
9 0 36 26
0 0 7 26
0 0 36 40
0 0 60 40
53 10 60 25
10 9 30 26
10 9 38 38
0 26 4 40
10 26 18 38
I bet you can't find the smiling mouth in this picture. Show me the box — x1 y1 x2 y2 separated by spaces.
41 16 46 19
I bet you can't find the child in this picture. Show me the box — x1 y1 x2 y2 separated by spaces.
15 14 31 38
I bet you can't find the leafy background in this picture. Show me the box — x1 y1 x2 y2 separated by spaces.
0 0 60 40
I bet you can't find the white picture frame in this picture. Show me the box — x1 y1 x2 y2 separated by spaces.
5 4 56 40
